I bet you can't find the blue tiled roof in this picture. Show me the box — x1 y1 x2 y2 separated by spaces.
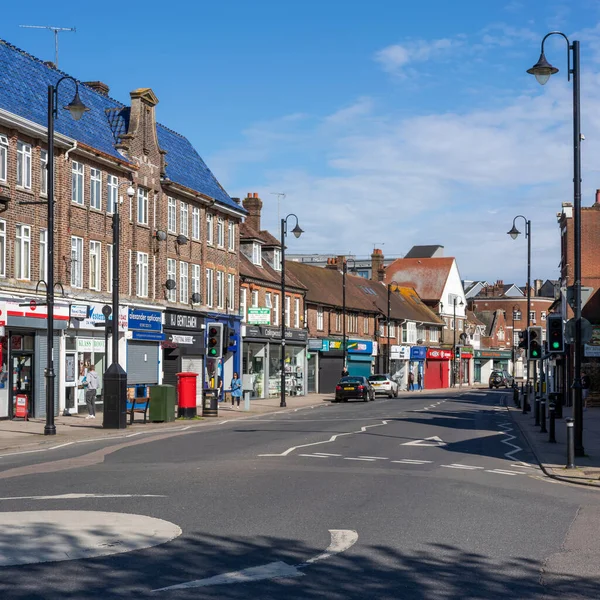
0 39 243 213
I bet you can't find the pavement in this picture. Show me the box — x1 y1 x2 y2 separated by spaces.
506 389 600 487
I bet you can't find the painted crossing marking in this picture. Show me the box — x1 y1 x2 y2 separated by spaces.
358 456 388 460
441 464 484 470
344 457 375 462
485 469 525 476
391 459 433 465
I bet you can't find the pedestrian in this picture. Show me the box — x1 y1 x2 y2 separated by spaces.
85 364 100 419
342 367 349 378
581 371 591 410
408 370 414 392
417 371 423 392
231 372 243 409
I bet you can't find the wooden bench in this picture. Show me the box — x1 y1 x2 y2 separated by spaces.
126 397 150 424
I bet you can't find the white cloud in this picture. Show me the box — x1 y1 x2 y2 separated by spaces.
374 38 459 76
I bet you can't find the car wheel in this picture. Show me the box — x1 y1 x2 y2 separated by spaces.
388 392 393 398
489 385 492 389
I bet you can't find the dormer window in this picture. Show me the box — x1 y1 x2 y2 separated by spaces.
252 242 262 266
273 248 281 271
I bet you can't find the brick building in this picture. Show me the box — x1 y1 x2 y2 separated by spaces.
238 193 308 399
0 39 245 419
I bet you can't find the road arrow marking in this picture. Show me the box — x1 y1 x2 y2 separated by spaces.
402 436 447 447
151 529 358 592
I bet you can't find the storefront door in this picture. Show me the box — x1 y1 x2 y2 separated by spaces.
10 353 33 418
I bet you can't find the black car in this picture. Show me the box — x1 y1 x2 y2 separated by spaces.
489 370 514 389
335 376 375 402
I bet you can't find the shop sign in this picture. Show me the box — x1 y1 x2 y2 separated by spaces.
347 340 373 354
410 346 427 360
329 340 342 350
247 308 271 325
76 338 105 352
70 304 89 321
322 339 330 352
131 330 166 341
308 339 324 351
427 348 452 360
474 349 513 359
0 301 6 326
128 308 162 332
244 325 307 342
584 325 600 357
391 345 410 360
165 310 201 330
70 302 128 332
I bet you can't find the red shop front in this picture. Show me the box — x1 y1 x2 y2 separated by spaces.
425 348 452 389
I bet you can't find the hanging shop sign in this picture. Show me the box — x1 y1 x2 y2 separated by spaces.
410 346 427 360
128 308 163 332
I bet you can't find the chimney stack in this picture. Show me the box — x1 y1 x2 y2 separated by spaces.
325 258 339 270
242 192 263 232
595 189 600 206
534 279 543 295
84 81 110 96
371 248 385 282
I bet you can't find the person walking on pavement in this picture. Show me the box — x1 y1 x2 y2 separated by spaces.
342 367 349 377
85 364 100 419
231 372 243 409
581 371 591 410
417 371 423 392
408 370 415 392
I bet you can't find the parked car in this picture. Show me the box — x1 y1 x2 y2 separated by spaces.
335 376 375 402
368 374 399 398
489 370 514 389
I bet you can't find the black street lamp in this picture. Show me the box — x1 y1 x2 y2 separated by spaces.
453 297 464 387
44 77 88 435
103 181 135 429
528 32 584 455
342 257 356 372
508 215 532 414
280 214 303 408
386 282 400 374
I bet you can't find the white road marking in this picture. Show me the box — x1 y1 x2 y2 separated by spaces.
257 420 389 457
0 493 166 501
152 529 358 592
392 459 433 465
312 453 342 457
403 436 447 447
358 456 388 460
344 457 376 461
441 464 485 470
485 469 524 476
298 454 330 458
497 421 525 461
48 442 75 450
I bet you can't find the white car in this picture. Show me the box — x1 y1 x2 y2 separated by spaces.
368 374 399 398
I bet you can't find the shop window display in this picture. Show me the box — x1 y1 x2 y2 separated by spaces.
244 343 265 398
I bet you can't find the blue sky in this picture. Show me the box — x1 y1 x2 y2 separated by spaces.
3 0 600 284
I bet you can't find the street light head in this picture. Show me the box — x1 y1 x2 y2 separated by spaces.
64 90 89 121
292 223 303 239
507 224 521 240
527 52 559 85
126 185 135 198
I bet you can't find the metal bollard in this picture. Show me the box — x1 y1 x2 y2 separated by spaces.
540 400 547 433
513 385 520 408
244 390 251 412
548 403 556 443
566 418 575 469
534 397 540 426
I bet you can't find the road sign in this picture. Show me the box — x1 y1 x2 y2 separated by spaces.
566 286 594 310
564 318 593 344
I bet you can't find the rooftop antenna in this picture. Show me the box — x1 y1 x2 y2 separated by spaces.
373 242 385 250
19 25 76 68
270 192 286 223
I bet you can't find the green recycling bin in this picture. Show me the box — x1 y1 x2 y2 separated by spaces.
149 384 176 422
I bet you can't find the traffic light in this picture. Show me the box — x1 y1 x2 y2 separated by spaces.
206 323 223 359
547 314 564 354
528 326 543 360
518 329 528 349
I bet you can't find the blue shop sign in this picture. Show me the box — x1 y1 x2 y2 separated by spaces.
410 346 427 360
131 330 166 342
347 340 373 354
128 308 162 332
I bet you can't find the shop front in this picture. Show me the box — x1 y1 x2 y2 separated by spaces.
0 299 69 420
409 346 427 390
162 309 205 387
347 339 374 378
425 348 452 389
307 338 324 393
474 349 513 383
126 307 164 388
242 325 307 399
459 347 474 386
390 345 411 389
311 338 343 394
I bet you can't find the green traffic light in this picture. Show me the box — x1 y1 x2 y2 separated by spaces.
552 341 560 349
209 348 217 356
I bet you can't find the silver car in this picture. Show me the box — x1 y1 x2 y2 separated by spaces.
368 374 399 398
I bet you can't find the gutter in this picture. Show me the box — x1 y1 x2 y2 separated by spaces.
0 108 75 147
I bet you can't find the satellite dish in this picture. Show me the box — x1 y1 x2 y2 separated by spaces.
191 292 201 304
165 279 176 291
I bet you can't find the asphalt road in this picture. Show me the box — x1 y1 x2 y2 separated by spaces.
1 389 599 600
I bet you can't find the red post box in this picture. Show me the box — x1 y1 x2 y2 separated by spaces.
176 372 198 418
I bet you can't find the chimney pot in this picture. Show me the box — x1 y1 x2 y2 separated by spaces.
84 81 110 96
596 189 600 204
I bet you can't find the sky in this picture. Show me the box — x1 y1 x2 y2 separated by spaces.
2 0 600 285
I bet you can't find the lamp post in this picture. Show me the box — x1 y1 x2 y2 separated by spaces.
280 214 303 408
342 257 356 372
44 77 88 435
387 282 400 374
508 215 532 413
453 298 464 387
527 32 584 455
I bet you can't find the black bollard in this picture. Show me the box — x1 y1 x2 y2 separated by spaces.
513 385 520 408
548 403 556 443
534 397 540 426
566 418 575 469
540 400 547 433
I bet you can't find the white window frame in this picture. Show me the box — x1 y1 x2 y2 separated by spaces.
71 161 84 205
40 149 48 196
541 311 547 321
167 258 177 302
39 229 47 283
294 298 300 328
251 290 259 308
90 168 102 210
228 221 235 251
70 236 83 288
389 323 396 338
206 268 214 307
206 213 214 245
274 294 280 326
136 252 149 297
216 271 225 309
273 248 281 271
317 307 324 331
0 220 7 277
429 327 439 343
14 224 31 280
252 242 262 266
137 188 149 226
192 264 201 301
106 244 113 292
285 296 291 328
364 317 369 334
89 241 102 291
180 261 189 304
240 288 247 322
217 218 225 248
529 311 536 324
17 141 32 189
180 202 189 237
107 175 118 215
265 292 272 308
192 207 200 240
167 197 177 233
0 135 7 183
228 274 235 310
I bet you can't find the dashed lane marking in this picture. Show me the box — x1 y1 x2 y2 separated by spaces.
485 469 525 476
358 456 388 460
313 453 342 457
441 464 485 470
344 457 376 462
299 454 330 458
391 459 433 465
